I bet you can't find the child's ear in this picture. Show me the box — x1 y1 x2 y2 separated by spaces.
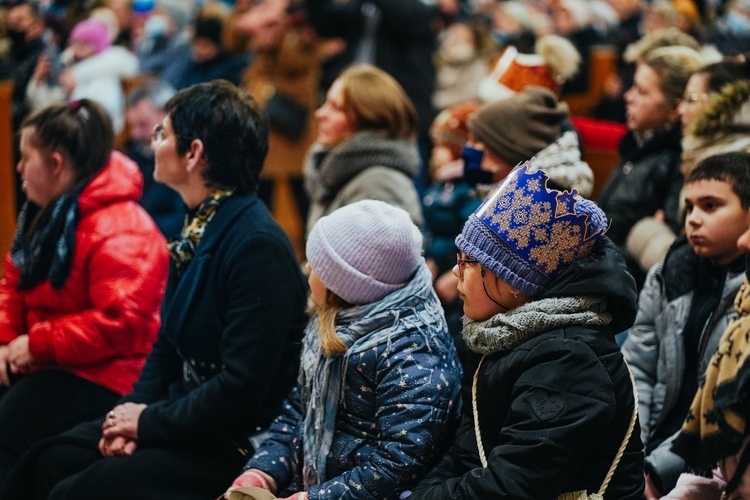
494 274 523 298
506 284 532 305
49 151 65 174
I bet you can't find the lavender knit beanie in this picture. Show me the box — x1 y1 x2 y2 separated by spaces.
306 200 423 305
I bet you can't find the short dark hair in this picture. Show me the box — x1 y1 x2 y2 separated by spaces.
165 80 269 195
21 99 113 182
687 152 750 209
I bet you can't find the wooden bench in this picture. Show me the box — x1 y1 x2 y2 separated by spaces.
561 45 619 118
0 81 16 277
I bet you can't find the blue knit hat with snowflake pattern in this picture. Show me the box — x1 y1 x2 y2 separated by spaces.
456 161 607 297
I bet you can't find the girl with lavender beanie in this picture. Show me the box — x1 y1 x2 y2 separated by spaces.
409 162 645 499
225 200 463 500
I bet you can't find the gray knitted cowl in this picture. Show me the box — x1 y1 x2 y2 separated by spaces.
463 295 612 355
304 130 420 203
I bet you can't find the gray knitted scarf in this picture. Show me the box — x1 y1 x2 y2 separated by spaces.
303 130 420 203
462 295 612 355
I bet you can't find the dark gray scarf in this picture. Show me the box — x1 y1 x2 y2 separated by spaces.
303 130 420 203
11 185 85 291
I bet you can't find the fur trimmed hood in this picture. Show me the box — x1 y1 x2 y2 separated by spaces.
682 79 750 176
689 79 750 137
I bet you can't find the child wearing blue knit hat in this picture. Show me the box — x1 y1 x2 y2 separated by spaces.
407 162 646 499
225 200 463 500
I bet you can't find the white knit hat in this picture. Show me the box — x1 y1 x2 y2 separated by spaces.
306 200 423 305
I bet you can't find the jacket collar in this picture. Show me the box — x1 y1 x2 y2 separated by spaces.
663 236 746 301
618 123 682 162
542 238 638 334
162 193 259 335
187 192 258 256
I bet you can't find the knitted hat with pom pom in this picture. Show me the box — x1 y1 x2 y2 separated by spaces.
69 19 111 55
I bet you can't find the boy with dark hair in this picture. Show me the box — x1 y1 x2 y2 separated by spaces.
623 151 750 498
664 208 750 499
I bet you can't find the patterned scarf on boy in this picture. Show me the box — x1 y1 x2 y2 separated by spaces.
672 278 750 479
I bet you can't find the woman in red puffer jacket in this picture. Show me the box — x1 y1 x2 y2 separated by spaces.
0 98 169 483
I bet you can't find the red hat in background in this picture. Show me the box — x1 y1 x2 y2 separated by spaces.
478 35 581 102
480 46 560 100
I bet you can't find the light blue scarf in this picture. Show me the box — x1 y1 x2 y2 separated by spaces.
299 263 444 488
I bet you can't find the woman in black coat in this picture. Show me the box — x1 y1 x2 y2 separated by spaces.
0 80 308 500
409 162 644 499
598 45 702 286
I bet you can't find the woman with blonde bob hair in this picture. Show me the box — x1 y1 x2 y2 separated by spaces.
598 44 703 286
335 64 418 140
303 64 423 237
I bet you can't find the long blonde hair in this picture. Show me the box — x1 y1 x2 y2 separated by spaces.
313 290 352 356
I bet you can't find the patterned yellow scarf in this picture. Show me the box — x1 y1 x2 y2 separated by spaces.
672 278 750 477
167 189 233 275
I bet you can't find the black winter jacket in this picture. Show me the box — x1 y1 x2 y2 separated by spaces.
411 239 645 499
127 193 308 445
598 126 683 285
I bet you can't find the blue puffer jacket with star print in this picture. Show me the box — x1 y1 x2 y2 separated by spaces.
244 263 463 499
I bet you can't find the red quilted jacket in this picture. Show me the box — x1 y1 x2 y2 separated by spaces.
0 151 170 395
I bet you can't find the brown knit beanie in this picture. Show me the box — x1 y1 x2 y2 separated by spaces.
468 86 568 166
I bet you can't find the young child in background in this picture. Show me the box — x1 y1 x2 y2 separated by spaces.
26 18 138 133
226 200 463 500
622 152 750 498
